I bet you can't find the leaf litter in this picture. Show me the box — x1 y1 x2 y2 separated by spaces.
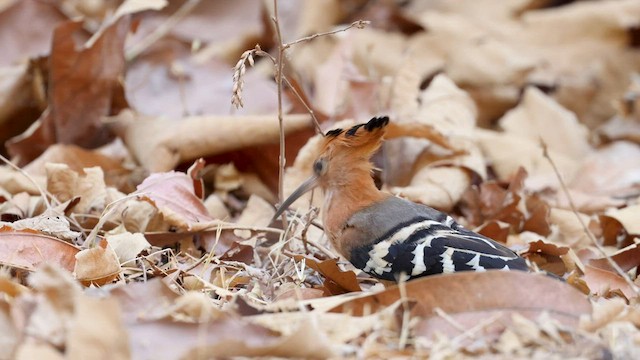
0 0 640 358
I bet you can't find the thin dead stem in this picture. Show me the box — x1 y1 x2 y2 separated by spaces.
541 140 640 295
282 76 323 134
232 45 322 134
231 10 369 213
283 20 370 49
272 0 287 229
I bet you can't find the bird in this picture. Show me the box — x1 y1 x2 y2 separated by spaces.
273 116 528 282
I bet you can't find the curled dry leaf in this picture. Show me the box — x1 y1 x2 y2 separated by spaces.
164 291 224 322
522 240 570 276
111 110 313 172
24 144 133 192
135 170 213 230
105 231 151 265
569 142 640 200
74 239 121 286
0 166 43 195
475 128 580 190
580 297 640 332
604 204 640 235
547 208 594 248
46 163 107 215
0 225 79 272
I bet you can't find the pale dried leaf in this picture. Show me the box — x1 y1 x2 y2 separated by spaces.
9 210 80 241
74 240 120 285
475 129 580 190
105 232 151 265
500 87 592 160
390 167 470 211
203 194 230 220
46 164 107 215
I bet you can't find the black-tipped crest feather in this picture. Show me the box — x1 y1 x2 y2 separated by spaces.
325 128 344 137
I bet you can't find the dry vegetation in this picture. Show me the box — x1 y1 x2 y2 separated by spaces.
1 0 640 358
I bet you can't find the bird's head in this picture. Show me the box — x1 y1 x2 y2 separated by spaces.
273 116 389 220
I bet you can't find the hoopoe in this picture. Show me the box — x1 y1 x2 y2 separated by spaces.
274 116 528 281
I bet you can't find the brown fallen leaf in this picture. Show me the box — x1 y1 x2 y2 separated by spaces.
22 264 82 347
7 17 130 164
604 204 640 235
0 225 79 272
292 254 361 295
522 240 570 276
331 271 589 323
477 220 510 244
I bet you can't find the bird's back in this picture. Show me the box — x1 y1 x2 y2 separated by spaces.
344 196 528 281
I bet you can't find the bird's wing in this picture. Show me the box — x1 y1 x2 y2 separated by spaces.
344 196 528 281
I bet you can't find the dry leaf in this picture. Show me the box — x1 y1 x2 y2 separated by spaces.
46 164 107 215
111 110 312 172
500 87 592 160
0 226 79 272
135 170 212 230
604 204 640 235
582 263 638 299
7 17 130 164
332 271 590 322
292 255 361 295
105 231 151 265
24 144 133 191
73 239 120 285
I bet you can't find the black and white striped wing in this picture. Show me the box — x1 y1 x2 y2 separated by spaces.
347 199 528 281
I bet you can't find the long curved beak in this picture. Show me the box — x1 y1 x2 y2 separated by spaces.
271 175 319 223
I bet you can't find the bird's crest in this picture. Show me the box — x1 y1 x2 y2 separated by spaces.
321 116 389 157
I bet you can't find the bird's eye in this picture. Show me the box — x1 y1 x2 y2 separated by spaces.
313 158 327 175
